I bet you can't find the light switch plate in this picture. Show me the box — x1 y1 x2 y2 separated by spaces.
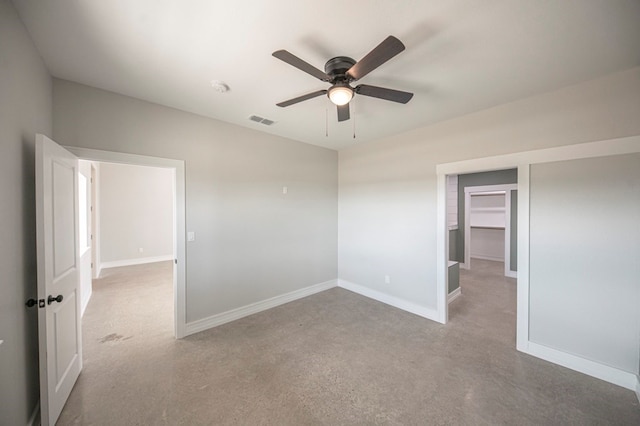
187 231 195 242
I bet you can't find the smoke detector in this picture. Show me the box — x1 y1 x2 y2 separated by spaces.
211 80 230 93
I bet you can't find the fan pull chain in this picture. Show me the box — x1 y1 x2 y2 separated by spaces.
352 104 356 139
325 108 329 137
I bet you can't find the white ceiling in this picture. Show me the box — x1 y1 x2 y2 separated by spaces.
13 0 640 150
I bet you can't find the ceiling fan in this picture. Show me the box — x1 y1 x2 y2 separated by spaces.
272 36 413 122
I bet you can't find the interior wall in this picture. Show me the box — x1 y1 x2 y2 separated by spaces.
0 0 52 424
52 79 339 323
530 154 640 374
99 162 173 266
338 66 640 312
470 228 505 261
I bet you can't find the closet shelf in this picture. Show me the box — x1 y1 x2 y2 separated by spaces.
469 207 505 212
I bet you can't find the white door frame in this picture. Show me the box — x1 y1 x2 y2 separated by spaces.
463 184 517 278
90 163 100 279
435 135 640 391
65 147 187 339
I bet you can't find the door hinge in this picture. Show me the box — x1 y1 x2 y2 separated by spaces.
174 259 178 265
91 262 93 269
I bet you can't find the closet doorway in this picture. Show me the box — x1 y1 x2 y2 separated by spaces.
463 184 517 278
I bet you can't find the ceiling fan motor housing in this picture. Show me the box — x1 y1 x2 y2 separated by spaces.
324 56 356 81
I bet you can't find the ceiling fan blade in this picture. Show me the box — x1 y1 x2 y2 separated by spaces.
272 50 331 82
347 36 405 81
337 103 350 122
276 90 327 107
355 84 413 104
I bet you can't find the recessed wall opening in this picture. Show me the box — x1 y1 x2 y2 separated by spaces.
445 171 518 344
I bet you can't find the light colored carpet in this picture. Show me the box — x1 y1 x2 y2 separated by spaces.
57 260 640 425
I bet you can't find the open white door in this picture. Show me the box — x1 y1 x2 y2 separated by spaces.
35 134 82 425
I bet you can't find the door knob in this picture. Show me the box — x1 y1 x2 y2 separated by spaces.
47 294 63 305
26 299 38 308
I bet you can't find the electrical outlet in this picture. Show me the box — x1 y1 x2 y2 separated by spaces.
384 275 391 284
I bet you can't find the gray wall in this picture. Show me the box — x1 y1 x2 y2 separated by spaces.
0 0 52 424
530 154 640 374
448 229 457 264
456 169 518 271
99 163 174 264
53 79 338 323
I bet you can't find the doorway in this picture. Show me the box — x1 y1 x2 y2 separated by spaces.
435 163 528 351
65 146 187 338
36 137 187 425
445 175 518 343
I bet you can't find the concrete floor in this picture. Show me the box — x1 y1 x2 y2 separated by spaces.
58 260 640 425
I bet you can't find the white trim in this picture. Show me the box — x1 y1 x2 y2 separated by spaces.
81 286 92 317
516 165 530 352
524 341 639 391
100 255 174 269
448 287 461 303
28 400 40 426
338 279 439 322
185 279 338 336
436 172 448 324
464 184 515 194
635 375 640 403
64 146 187 339
90 163 100 280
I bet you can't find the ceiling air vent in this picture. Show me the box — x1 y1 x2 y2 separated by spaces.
248 115 275 126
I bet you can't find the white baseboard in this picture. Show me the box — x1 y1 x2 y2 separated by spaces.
28 400 40 426
100 255 173 270
337 279 439 322
81 286 92 318
471 254 504 262
448 287 462 303
185 279 338 336
505 270 517 278
524 341 639 391
635 375 640 403
94 263 102 279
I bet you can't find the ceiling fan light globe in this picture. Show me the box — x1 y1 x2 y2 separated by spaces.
328 86 353 106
